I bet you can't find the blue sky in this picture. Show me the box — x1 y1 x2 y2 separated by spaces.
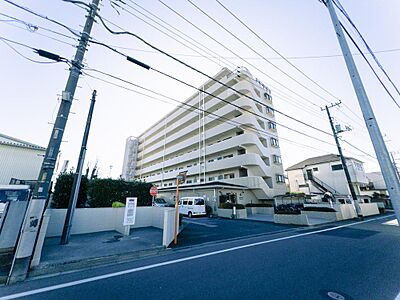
0 0 399 178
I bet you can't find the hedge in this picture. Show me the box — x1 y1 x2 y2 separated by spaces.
302 206 337 212
51 174 153 208
219 202 245 209
245 203 273 207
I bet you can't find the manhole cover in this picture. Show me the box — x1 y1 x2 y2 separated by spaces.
327 292 345 300
319 289 353 300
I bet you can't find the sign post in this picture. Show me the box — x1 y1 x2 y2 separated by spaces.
174 171 187 245
150 186 158 206
123 197 137 236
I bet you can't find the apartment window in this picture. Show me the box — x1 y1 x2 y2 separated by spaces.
218 175 223 180
268 121 276 130
164 184 167 187
223 154 233 159
238 148 246 155
273 155 282 164
313 167 319 172
224 173 235 179
200 178 204 183
168 183 173 186
217 156 223 160
187 164 192 168
208 159 214 163
331 164 343 171
270 138 279 147
208 177 215 181
186 180 192 184
276 174 285 183
239 168 248 177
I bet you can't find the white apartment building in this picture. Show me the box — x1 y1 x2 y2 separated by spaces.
286 154 369 198
122 67 287 204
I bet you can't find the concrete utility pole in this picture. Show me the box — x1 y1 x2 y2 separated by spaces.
391 152 400 180
61 90 97 245
8 0 101 283
324 0 400 224
323 103 361 216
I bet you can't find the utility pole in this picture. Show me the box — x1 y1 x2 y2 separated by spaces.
322 102 361 216
61 90 97 245
323 0 400 224
8 0 101 283
391 152 400 180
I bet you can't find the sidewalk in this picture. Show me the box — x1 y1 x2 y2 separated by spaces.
30 227 164 278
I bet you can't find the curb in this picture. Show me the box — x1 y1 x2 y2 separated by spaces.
28 246 167 279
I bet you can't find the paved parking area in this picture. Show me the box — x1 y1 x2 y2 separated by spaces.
173 216 297 248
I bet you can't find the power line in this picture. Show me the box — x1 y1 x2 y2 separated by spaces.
155 0 367 130
208 0 339 101
83 66 376 163
210 0 367 128
119 1 336 125
3 0 81 37
82 67 337 148
11 0 363 135
0 36 59 64
333 0 400 98
1 21 77 48
118 1 334 123
339 19 400 110
87 21 334 138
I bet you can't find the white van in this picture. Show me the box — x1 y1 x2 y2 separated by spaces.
178 197 206 218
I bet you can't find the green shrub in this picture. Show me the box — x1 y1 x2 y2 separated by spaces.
245 203 273 207
112 201 125 208
87 178 152 207
302 206 336 212
275 210 300 215
206 205 212 216
219 202 245 209
52 174 153 208
51 173 88 208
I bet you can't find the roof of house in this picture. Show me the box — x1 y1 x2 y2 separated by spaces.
0 133 46 151
286 154 361 171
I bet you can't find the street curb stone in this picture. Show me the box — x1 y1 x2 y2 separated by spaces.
28 246 166 278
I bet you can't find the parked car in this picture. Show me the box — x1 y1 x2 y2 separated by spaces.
178 197 206 218
152 198 169 207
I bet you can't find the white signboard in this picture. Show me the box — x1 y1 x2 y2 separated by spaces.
123 197 137 226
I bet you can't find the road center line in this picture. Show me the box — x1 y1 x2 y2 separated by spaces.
0 214 393 300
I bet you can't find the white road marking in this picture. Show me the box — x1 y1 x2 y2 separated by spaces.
382 219 399 226
183 220 217 227
0 214 393 300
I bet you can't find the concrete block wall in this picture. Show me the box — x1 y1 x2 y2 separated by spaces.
45 207 176 247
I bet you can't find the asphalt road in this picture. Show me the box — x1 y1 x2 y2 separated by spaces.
175 216 297 247
1 214 399 300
